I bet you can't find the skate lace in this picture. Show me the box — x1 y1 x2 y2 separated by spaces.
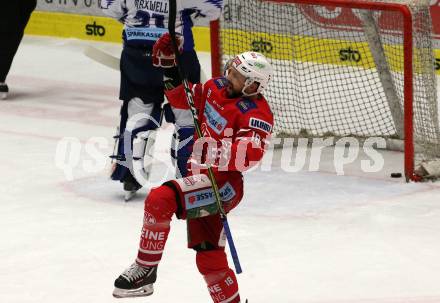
122 263 150 282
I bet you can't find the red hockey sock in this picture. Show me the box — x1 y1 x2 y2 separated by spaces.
197 250 241 303
136 185 177 267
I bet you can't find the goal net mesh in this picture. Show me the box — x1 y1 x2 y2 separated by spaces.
215 0 440 176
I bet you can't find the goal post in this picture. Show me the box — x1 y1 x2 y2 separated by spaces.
210 0 440 181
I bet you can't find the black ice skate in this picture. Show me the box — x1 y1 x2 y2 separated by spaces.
0 83 8 100
113 263 157 298
123 173 142 202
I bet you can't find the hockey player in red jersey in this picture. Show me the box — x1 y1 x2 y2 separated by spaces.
112 51 274 303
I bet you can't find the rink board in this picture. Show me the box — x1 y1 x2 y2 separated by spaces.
221 28 440 75
24 11 212 52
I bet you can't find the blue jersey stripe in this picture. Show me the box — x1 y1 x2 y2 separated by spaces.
205 0 222 9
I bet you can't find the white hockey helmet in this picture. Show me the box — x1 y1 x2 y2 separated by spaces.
230 51 273 96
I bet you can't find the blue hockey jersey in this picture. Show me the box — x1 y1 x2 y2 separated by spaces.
101 0 222 50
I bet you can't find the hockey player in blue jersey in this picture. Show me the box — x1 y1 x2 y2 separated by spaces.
101 0 222 200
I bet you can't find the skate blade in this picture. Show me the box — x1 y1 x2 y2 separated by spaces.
124 190 137 202
0 92 7 100
112 284 154 298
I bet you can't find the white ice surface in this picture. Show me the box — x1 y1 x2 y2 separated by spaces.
1 36 440 303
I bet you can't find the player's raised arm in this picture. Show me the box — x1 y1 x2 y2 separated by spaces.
228 109 274 172
182 0 223 22
100 0 128 23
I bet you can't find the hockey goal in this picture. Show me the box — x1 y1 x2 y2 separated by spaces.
210 0 440 181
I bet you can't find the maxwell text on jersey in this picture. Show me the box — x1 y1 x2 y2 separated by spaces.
135 0 169 13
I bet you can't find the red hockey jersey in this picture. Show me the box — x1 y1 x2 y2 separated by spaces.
165 77 274 174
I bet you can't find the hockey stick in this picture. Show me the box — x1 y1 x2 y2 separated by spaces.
83 45 209 83
168 0 242 274
84 45 120 71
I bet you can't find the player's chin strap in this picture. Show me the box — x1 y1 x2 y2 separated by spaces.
242 78 261 97
168 0 242 275
224 66 259 97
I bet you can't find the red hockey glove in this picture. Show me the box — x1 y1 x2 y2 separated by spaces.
152 33 184 68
